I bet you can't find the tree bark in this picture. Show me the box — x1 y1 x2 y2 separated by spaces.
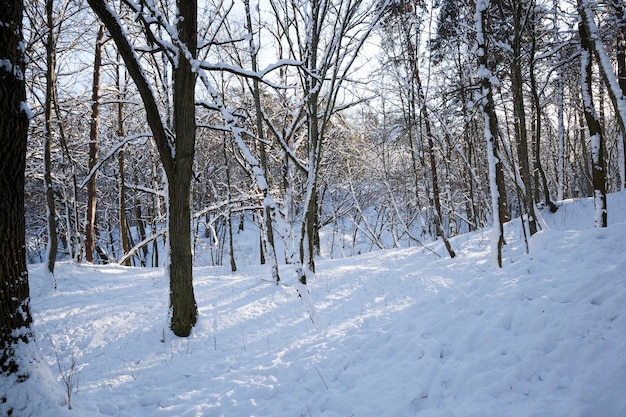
0 0 34 379
87 0 199 336
117 55 131 266
244 0 280 282
578 0 626 136
612 0 626 189
579 22 607 227
299 0 322 279
168 0 199 337
530 39 557 212
510 3 538 235
223 134 237 272
85 25 105 263
407 39 456 258
44 0 58 275
118 148 131 265
475 0 505 267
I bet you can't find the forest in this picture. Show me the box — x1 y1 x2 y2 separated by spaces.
20 0 626 308
1 0 626 411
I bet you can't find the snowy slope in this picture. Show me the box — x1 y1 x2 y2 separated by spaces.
8 192 626 417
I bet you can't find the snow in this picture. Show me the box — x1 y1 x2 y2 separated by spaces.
0 58 10 68
0 59 17 79
21 101 34 119
579 0 626 132
1 339 68 417
5 191 626 417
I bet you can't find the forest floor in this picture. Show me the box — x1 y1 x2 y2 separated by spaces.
9 191 626 416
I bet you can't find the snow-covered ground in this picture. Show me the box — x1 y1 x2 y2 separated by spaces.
8 192 626 416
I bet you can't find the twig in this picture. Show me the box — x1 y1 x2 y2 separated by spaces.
37 316 80 410
314 366 328 390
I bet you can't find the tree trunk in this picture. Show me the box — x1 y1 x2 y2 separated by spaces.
301 122 319 279
578 0 626 136
510 9 538 235
530 36 557 212
298 0 323 281
410 48 455 257
613 1 626 189
393 6 456 256
579 22 607 227
168 173 197 335
85 25 105 263
554 0 565 201
476 0 505 267
244 0 280 282
0 0 34 379
168 0 198 337
117 58 131 266
133 171 148 265
87 0 199 336
54 89 82 261
44 0 58 275
223 134 237 272
118 147 130 266
457 47 481 231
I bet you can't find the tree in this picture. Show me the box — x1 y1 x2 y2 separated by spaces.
528 4 558 212
24 0 94 264
380 0 456 258
1 6 66 398
579 20 607 227
243 0 280 282
578 0 626 199
475 0 506 267
43 0 59 275
116 54 131 266
578 0 626 136
612 0 626 189
552 0 566 201
507 0 539 235
86 0 198 337
0 0 35 387
431 0 492 233
267 0 386 278
85 24 105 263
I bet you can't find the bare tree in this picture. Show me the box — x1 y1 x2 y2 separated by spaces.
613 0 626 189
475 0 506 267
243 0 280 282
86 0 198 336
507 0 538 235
85 24 105 263
579 0 626 197
267 0 388 278
380 0 456 258
578 0 626 135
579 20 607 227
116 55 131 266
44 0 59 275
528 7 558 213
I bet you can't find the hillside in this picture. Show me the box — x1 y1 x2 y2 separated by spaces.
7 192 626 417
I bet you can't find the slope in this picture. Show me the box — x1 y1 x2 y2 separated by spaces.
8 192 626 417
